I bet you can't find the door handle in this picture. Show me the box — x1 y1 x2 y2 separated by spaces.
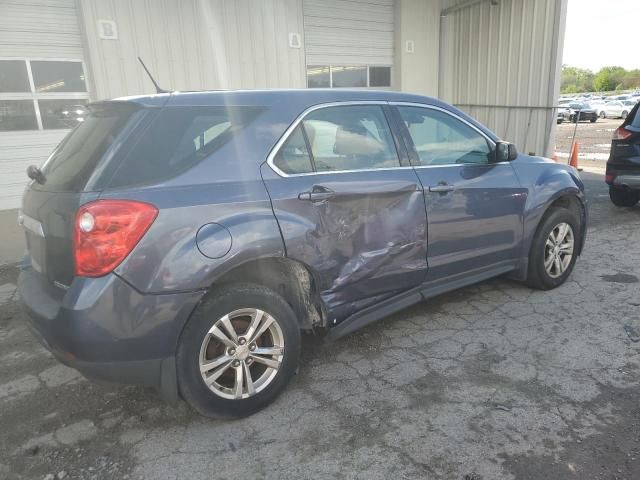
428 183 456 193
298 187 335 202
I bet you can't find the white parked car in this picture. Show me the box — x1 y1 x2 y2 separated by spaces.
601 100 634 119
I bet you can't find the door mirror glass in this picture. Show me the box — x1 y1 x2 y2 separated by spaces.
495 142 518 162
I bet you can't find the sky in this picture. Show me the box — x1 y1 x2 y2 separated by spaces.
562 0 639 72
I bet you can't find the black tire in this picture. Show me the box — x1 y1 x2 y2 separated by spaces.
599 111 606 119
526 207 581 290
590 117 597 123
177 283 301 418
621 110 628 119
609 186 640 207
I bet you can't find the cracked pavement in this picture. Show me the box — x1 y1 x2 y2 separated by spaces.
1 172 639 480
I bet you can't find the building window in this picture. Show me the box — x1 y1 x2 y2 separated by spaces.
369 66 392 88
331 66 367 88
306 65 392 89
31 61 87 93
0 61 31 93
307 66 330 88
0 59 89 132
0 100 38 131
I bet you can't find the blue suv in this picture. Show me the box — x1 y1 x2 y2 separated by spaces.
18 90 587 418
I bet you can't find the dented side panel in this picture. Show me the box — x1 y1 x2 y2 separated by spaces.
262 165 429 323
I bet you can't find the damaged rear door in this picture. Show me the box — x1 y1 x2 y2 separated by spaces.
262 103 428 323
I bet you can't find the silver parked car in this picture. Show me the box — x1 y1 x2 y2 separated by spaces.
601 100 635 119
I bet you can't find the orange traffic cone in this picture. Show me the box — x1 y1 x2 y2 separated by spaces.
569 141 579 169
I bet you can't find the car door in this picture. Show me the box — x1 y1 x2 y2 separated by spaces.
392 104 527 282
606 101 622 117
261 103 429 323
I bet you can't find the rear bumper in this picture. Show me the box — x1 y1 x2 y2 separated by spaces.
18 266 204 399
612 175 640 189
606 164 640 190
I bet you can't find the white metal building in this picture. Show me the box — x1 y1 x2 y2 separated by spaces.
0 0 567 211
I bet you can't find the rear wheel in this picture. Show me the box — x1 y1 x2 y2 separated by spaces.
599 111 606 119
177 283 301 418
526 207 580 290
609 186 640 207
621 110 629 119
590 117 597 123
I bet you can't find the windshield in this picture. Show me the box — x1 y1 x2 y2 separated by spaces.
38 104 139 192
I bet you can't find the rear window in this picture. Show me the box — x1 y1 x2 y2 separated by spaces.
107 106 263 188
38 104 138 192
627 103 640 129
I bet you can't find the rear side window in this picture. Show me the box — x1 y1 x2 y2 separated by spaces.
39 104 138 192
303 105 399 172
108 106 263 188
273 125 313 174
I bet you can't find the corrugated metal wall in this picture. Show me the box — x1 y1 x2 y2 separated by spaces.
439 0 566 157
79 0 307 100
303 0 394 65
0 0 84 58
0 131 68 209
0 0 85 210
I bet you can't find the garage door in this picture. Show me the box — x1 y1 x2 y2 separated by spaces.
0 0 87 211
303 0 394 88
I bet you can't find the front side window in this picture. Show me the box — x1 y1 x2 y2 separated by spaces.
397 106 491 166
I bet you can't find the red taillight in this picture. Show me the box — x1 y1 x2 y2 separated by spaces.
74 200 158 277
605 173 616 184
612 127 633 141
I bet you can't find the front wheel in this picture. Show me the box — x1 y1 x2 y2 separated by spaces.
621 110 629 119
526 207 580 290
177 283 301 418
590 117 597 123
609 186 640 207
599 111 606 119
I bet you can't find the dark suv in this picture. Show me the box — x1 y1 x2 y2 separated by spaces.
606 101 640 207
18 90 587 418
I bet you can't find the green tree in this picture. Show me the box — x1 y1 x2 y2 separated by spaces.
560 65 594 93
593 66 626 92
622 69 640 89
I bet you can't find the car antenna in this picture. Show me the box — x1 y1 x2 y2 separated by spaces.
137 56 170 94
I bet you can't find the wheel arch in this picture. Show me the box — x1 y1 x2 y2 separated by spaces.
528 191 587 258
182 256 326 338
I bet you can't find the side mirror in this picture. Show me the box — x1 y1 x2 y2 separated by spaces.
494 142 518 162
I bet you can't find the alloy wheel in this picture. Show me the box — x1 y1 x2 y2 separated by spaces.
199 308 284 400
544 222 574 279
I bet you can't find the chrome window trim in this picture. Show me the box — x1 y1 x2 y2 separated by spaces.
266 101 506 178
266 101 406 178
390 101 497 148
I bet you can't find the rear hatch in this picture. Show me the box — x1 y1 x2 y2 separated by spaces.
608 102 640 171
21 102 143 287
